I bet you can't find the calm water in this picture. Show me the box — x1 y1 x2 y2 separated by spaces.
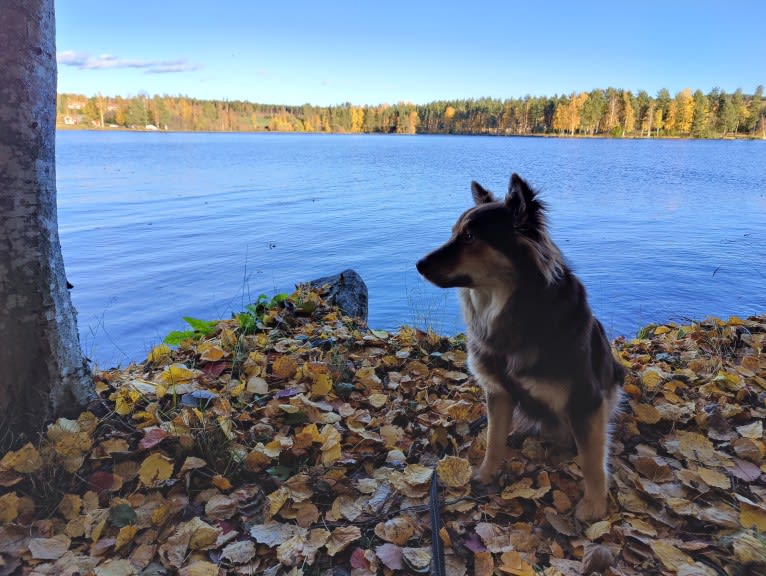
56 131 766 368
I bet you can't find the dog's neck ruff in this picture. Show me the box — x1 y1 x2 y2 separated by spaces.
460 286 510 337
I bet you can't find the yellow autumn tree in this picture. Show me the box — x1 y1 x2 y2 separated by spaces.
622 91 636 134
553 92 588 135
675 88 694 133
665 101 678 133
350 106 365 133
653 107 664 135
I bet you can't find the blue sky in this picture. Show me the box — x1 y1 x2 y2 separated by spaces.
56 0 765 106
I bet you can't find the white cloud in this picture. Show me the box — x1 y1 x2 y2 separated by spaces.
57 50 201 74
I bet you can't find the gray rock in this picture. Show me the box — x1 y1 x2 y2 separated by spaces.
305 269 368 322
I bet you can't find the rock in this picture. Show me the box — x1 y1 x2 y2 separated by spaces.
304 269 368 322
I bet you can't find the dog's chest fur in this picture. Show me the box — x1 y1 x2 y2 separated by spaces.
460 287 572 419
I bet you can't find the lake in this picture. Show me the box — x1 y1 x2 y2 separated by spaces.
56 131 766 368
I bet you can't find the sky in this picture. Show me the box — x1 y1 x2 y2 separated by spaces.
56 0 765 106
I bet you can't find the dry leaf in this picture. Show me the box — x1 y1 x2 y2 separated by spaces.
436 455 472 488
28 534 71 560
138 453 173 486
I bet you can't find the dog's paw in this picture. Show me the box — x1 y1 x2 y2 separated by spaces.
471 463 498 486
575 496 607 522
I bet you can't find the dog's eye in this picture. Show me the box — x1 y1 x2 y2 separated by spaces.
462 230 475 244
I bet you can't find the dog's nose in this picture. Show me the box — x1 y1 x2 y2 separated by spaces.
416 258 427 274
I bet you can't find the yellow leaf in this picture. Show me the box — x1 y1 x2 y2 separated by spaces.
326 525 362 557
368 393 388 408
114 387 142 416
147 344 171 364
138 453 174 486
273 355 298 380
115 524 138 550
474 551 495 576
501 477 550 500
58 494 82 521
402 463 433 486
375 516 415 545
498 550 535 576
219 326 238 348
158 363 198 384
0 492 19 523
640 368 664 390
402 547 432 571
320 424 342 466
229 381 245 397
634 403 662 424
179 561 220 576
185 517 219 549
696 467 730 490
268 487 290 518
0 443 42 473
355 366 382 388
654 325 671 335
311 373 333 397
738 496 766 530
650 541 694 571
435 456 472 488
294 423 321 449
151 504 169 526
585 520 612 540
197 341 225 362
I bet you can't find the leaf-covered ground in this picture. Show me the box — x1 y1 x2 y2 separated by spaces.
1 285 765 575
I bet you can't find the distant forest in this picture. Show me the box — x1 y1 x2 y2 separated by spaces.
57 86 766 139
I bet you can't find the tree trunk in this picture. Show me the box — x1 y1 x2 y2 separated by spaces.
0 0 93 447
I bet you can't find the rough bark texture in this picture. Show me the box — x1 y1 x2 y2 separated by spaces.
0 0 93 447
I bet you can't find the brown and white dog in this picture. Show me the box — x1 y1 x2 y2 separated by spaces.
416 173 624 521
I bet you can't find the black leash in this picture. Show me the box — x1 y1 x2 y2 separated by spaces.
429 415 488 575
429 472 446 576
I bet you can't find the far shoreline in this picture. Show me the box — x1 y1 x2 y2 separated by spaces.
55 125 764 142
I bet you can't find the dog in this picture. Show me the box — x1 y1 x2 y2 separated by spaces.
416 173 624 521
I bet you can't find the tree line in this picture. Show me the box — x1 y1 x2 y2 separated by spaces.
57 86 766 139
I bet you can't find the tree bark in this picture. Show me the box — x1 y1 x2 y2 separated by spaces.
0 0 93 447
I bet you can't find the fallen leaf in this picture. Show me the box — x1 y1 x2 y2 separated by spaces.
376 542 404 570
327 525 361 556
498 550 535 576
585 520 612 541
28 534 71 560
221 540 257 565
436 455 472 488
138 453 173 486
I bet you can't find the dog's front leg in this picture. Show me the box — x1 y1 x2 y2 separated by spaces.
570 401 610 521
473 386 514 484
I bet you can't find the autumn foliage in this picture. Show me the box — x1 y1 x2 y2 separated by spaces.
57 85 766 139
1 285 765 575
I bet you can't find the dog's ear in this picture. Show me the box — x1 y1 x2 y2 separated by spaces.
471 181 496 205
505 173 537 223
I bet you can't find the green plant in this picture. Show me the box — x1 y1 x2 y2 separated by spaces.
163 316 219 346
236 293 290 335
